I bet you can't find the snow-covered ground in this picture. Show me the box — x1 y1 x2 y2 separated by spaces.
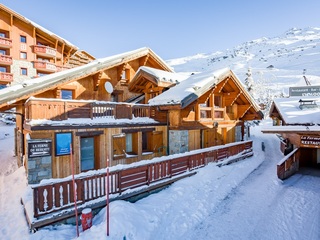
1 120 320 239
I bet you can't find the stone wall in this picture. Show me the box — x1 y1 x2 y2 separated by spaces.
27 156 52 184
169 130 189 154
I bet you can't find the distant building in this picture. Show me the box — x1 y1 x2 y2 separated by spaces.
262 94 320 179
0 4 95 88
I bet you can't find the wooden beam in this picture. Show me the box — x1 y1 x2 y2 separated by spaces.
93 72 102 91
224 92 241 106
241 113 260 120
140 56 149 66
218 78 229 93
238 105 251 118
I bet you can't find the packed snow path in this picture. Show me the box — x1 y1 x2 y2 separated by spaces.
180 127 320 240
1 122 320 240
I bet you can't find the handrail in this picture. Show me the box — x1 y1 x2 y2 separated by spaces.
31 140 253 218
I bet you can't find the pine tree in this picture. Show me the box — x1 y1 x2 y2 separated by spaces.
244 68 254 93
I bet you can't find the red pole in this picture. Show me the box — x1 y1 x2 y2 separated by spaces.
106 158 110 236
71 144 79 237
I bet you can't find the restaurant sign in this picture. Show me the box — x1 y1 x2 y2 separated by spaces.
28 139 52 158
289 86 320 97
300 135 320 148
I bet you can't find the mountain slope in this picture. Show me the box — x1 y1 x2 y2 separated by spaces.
167 27 320 102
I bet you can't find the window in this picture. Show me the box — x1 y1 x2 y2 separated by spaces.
0 49 6 55
80 137 95 171
0 32 5 38
0 84 6 90
125 133 138 154
0 66 6 73
20 68 27 76
214 95 222 108
20 35 27 43
126 133 132 152
61 90 73 99
20 52 27 59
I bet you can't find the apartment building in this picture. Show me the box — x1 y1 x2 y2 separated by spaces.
0 4 95 89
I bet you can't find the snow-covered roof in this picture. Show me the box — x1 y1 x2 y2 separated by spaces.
0 47 171 109
137 66 189 84
148 68 230 107
272 96 320 125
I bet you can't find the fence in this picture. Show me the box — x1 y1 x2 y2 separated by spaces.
32 141 253 218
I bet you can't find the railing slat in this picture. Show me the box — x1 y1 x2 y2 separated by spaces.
32 141 253 218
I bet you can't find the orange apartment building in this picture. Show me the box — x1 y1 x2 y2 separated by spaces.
0 4 94 89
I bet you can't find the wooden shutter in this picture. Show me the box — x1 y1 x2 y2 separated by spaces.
113 134 125 159
151 131 163 153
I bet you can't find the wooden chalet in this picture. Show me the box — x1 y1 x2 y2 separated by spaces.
262 96 320 179
149 68 264 154
0 47 263 184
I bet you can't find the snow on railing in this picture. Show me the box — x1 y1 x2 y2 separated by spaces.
277 148 300 180
31 141 253 218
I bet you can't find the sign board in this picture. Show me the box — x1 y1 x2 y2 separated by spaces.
28 140 52 158
55 132 72 156
289 86 320 97
300 135 320 148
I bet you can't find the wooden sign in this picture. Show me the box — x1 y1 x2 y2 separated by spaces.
300 135 320 148
28 140 52 158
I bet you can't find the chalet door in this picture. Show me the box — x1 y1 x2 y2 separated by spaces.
80 137 95 171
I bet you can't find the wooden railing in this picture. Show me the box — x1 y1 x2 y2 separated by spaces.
32 141 253 218
277 148 300 180
25 98 165 122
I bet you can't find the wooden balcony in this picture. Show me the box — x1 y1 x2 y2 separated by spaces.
0 36 12 49
0 72 13 83
33 45 56 58
25 98 167 123
33 61 57 73
0 55 13 65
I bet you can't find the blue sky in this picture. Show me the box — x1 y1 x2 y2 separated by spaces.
2 1 320 60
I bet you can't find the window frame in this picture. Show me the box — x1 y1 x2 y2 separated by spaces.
20 51 27 59
20 68 28 76
20 35 27 43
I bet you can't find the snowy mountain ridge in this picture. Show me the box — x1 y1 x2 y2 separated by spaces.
167 27 320 106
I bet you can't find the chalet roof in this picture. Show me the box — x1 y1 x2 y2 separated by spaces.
137 66 188 83
148 68 261 113
270 96 320 125
128 66 188 93
0 4 77 49
0 47 172 110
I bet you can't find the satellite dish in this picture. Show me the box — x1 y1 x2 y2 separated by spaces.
104 81 113 94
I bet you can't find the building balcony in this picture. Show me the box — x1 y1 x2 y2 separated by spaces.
25 98 167 124
33 45 56 58
56 65 71 72
33 61 57 73
0 36 12 49
0 55 13 65
0 72 13 84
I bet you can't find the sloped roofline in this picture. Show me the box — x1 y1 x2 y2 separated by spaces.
0 47 172 109
0 4 78 49
148 68 262 114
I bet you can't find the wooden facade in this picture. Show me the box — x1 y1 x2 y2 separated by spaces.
0 6 263 184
